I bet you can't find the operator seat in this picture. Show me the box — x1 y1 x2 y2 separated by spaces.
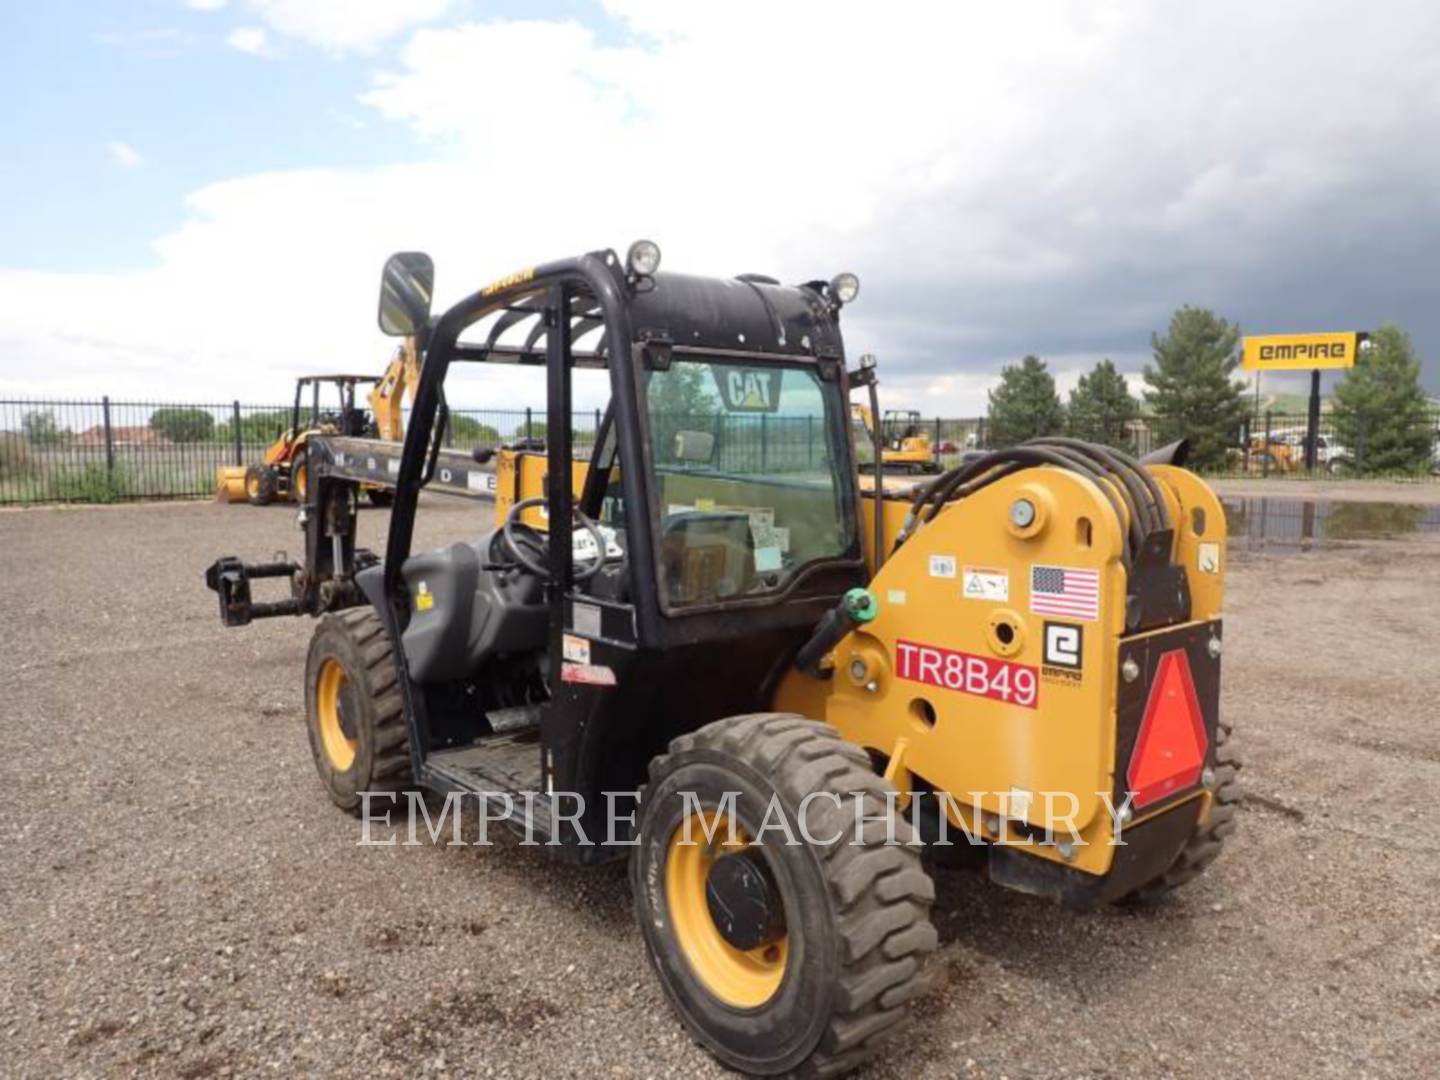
399 532 548 683
659 510 757 604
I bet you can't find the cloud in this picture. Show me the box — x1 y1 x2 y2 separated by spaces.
106 142 144 169
242 0 453 53
95 27 191 59
183 0 228 11
7 1 1440 408
226 26 272 56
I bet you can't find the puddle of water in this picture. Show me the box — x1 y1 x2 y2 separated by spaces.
1221 498 1440 550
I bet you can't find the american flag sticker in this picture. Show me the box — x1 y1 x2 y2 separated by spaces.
1030 565 1100 622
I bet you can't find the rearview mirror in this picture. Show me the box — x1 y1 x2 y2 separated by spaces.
673 430 715 464
378 252 435 337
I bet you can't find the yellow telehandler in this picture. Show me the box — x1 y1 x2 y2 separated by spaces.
205 244 1238 1076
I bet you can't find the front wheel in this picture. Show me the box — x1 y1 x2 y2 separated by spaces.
291 451 309 503
631 714 937 1077
304 609 412 813
245 465 276 506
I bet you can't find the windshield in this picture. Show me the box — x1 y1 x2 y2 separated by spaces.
644 355 856 608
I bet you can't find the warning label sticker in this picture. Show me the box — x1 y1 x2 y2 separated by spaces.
895 639 1038 709
929 555 957 579
561 662 616 686
561 633 590 664
962 567 1009 602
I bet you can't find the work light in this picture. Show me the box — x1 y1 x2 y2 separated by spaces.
627 240 662 277
830 272 860 305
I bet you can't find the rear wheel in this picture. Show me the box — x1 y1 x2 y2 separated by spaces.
245 465 276 506
304 609 411 813
632 714 937 1077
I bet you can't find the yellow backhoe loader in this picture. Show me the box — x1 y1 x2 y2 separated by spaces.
216 341 419 504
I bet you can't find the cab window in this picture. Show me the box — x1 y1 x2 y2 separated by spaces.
644 356 855 608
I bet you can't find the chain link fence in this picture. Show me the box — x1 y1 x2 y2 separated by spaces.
3 398 1437 505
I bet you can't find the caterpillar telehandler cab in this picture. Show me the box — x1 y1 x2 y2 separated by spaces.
204 243 1238 1077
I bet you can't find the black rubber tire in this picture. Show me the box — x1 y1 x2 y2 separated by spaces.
366 487 394 508
245 465 277 506
290 451 308 504
631 713 938 1078
303 608 412 814
1119 714 1241 904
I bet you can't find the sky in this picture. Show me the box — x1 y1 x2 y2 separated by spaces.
2 0 1438 414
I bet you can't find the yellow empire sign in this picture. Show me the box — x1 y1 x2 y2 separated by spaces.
1241 332 1363 372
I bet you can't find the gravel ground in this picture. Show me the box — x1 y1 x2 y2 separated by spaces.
2 497 1437 1079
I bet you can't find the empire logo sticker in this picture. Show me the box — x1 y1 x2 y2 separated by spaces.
1042 621 1083 685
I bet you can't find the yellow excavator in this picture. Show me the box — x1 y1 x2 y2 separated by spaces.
216 339 419 504
851 401 941 473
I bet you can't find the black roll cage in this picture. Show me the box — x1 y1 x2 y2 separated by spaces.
290 374 379 435
382 249 865 652
383 251 652 635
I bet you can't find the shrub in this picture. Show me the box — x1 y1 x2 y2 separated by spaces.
48 463 134 504
0 433 31 479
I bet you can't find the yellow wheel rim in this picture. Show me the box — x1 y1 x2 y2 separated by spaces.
665 810 788 1008
295 463 307 500
316 658 357 771
246 474 259 497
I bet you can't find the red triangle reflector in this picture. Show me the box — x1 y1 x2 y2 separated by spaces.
1127 649 1208 810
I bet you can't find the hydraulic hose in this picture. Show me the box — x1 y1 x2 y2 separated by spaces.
896 438 1173 569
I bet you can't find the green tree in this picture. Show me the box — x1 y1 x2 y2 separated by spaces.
1067 359 1139 449
1143 307 1248 469
149 407 215 443
231 410 292 444
22 410 63 447
448 414 501 447
513 420 547 441
1331 325 1434 473
987 355 1064 446
647 363 719 422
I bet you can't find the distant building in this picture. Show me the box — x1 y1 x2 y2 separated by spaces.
75 425 172 448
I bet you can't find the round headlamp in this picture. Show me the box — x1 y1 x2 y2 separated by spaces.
626 239 662 277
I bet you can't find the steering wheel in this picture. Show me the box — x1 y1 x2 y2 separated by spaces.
501 496 608 582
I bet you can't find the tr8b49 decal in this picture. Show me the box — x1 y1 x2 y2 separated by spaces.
895 639 1038 709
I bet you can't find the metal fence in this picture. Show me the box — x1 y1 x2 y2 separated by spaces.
0 399 603 505
3 398 1437 505
919 410 1440 480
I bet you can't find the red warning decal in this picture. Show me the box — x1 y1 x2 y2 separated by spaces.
895 639 1039 709
1127 649 1209 809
